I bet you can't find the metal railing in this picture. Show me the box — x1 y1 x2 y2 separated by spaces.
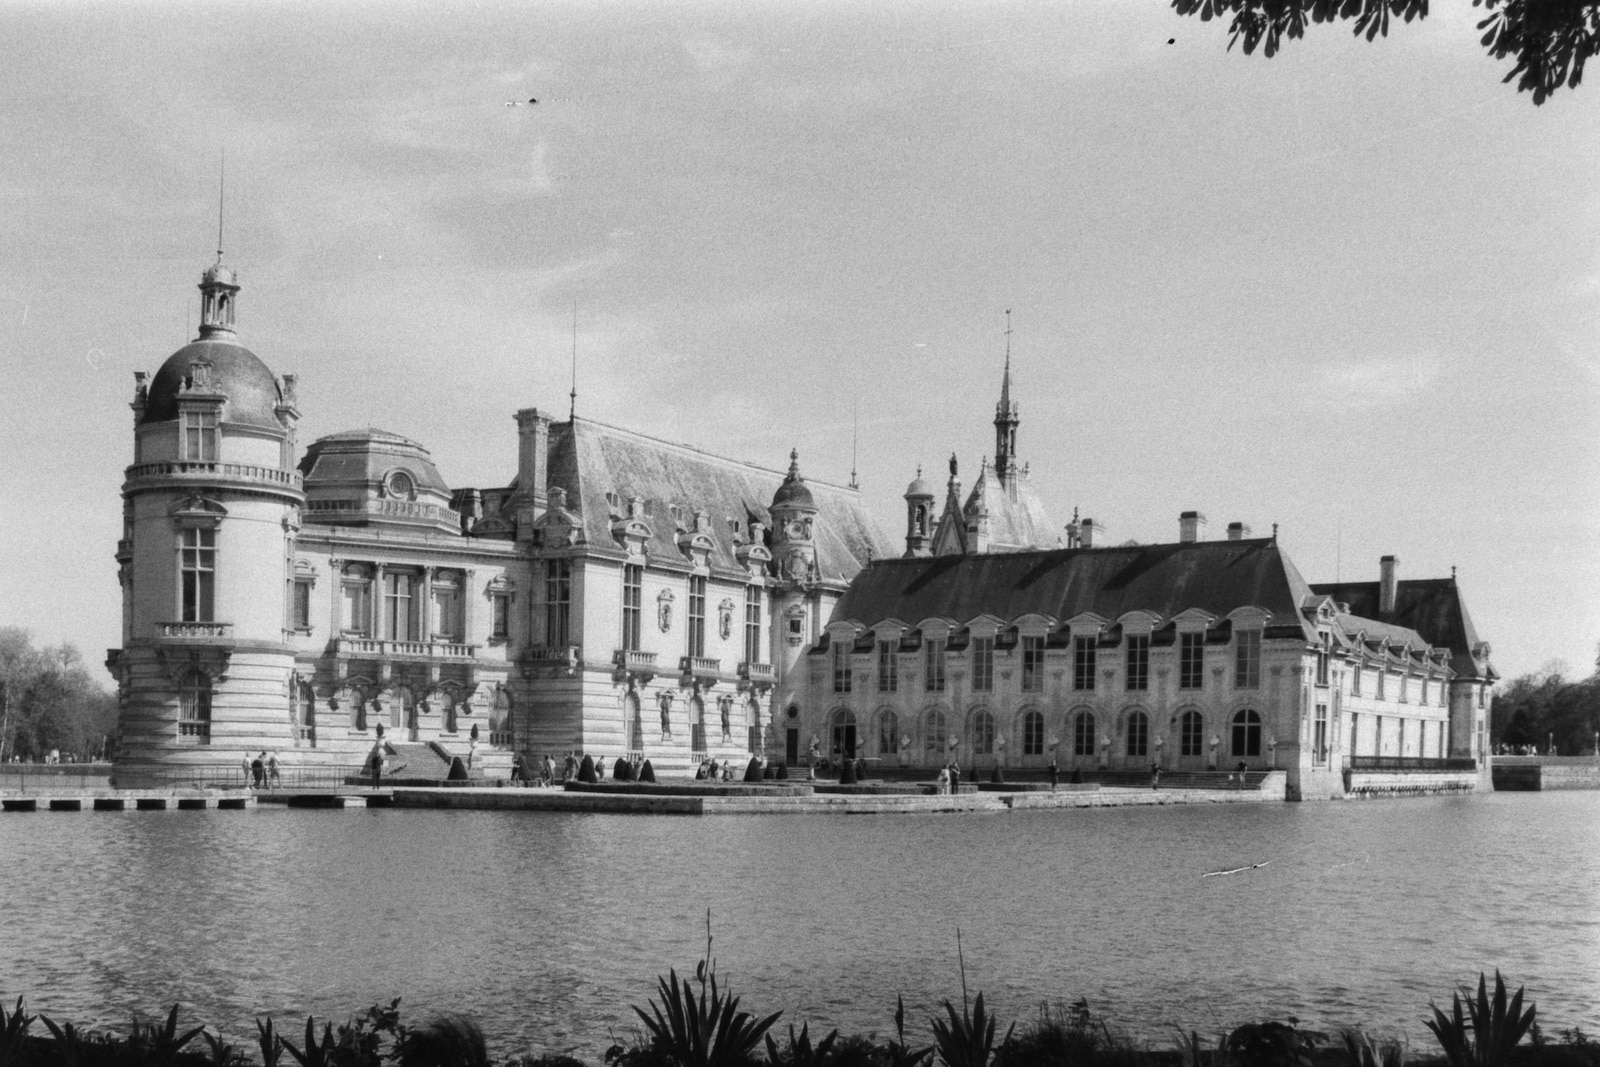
1348 756 1477 772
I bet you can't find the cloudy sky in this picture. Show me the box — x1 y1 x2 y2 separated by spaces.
1 1 1595 684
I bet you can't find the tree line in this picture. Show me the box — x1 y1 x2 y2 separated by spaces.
1491 647 1600 755
0 627 119 763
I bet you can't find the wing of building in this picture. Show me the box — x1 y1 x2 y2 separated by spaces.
107 260 891 786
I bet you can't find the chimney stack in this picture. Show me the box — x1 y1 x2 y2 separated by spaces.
513 408 552 540
1179 511 1207 543
1226 521 1251 541
1080 517 1102 548
1379 555 1399 615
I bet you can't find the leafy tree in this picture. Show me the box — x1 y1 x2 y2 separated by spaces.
0 627 118 762
1171 0 1600 104
1492 657 1600 754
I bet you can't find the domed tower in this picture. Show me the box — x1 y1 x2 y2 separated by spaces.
769 449 818 585
110 257 303 786
903 467 934 558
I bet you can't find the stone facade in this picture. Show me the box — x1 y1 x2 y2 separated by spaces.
108 261 891 786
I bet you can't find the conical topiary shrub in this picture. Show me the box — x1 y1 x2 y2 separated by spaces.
578 754 597 783
763 764 776 780
744 757 762 782
775 763 788 780
614 757 633 781
840 758 858 785
990 764 1004 784
639 759 657 782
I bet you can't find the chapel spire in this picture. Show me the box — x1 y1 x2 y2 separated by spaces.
994 309 1019 487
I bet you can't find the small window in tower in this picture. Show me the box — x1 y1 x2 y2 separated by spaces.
182 411 219 463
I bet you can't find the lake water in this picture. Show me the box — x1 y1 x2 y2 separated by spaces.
1 791 1596 1058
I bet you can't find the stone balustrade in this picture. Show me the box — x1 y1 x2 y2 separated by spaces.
160 622 234 640
126 461 303 490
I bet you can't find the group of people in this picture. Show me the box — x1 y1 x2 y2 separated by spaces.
694 757 751 781
243 750 281 790
933 762 963 794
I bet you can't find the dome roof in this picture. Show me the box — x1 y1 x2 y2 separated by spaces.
140 339 283 430
904 469 933 498
299 428 452 495
770 449 815 511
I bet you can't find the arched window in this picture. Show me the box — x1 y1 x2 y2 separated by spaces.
831 708 858 759
971 710 996 755
1231 709 1262 758
691 696 707 753
178 672 211 743
490 689 513 748
924 709 947 759
292 681 315 745
1126 711 1149 758
390 687 410 731
626 691 644 754
1022 710 1045 756
1180 710 1204 757
746 697 762 754
438 689 457 734
346 686 367 731
878 709 900 757
1073 711 1096 756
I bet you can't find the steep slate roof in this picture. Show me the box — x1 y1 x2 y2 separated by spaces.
545 417 894 580
962 466 1058 551
1312 578 1494 680
831 537 1319 641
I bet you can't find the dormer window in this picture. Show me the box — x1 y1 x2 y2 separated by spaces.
182 410 218 462
1315 632 1331 686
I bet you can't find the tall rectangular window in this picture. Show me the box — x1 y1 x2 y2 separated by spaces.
182 411 218 462
832 640 852 693
1022 636 1045 693
1179 632 1204 689
687 575 706 658
341 568 370 636
971 637 994 692
1399 672 1409 703
180 528 215 622
1125 634 1149 692
744 584 762 664
1235 630 1261 689
1073 636 1097 691
621 564 642 651
291 579 312 630
430 573 462 640
490 591 510 641
1314 702 1329 764
1377 668 1387 700
384 572 414 641
925 637 946 692
545 559 571 647
1316 633 1331 686
1352 661 1363 696
877 640 898 692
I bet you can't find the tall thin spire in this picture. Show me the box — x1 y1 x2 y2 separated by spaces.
568 299 578 421
994 308 1019 486
850 394 859 490
216 149 225 263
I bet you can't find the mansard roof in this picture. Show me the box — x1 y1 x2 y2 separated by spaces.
831 537 1318 642
1312 577 1494 680
544 417 894 579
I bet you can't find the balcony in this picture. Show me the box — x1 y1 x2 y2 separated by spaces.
520 644 582 678
160 622 234 641
613 649 658 686
738 661 775 692
679 655 721 685
126 461 303 493
333 636 478 661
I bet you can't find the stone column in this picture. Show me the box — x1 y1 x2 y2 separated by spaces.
373 563 387 641
328 558 344 634
419 567 433 644
462 569 477 647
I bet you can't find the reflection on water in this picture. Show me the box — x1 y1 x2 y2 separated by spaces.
1 792 1596 1057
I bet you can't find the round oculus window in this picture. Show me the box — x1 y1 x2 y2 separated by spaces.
384 470 416 499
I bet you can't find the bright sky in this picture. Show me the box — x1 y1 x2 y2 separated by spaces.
1 2 1596 685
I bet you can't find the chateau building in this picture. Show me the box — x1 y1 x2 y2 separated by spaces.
107 259 889 785
107 256 1497 799
789 366 1499 801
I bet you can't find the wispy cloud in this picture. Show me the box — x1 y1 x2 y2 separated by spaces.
1315 353 1443 409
